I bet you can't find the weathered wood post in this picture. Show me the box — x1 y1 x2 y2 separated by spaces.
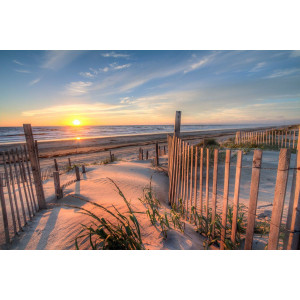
109 151 113 162
75 166 80 181
155 142 159 166
53 171 63 199
68 158 71 168
244 150 262 250
54 158 58 171
0 174 10 244
146 150 149 160
268 148 291 249
23 124 46 209
286 127 300 249
174 111 181 137
82 165 86 173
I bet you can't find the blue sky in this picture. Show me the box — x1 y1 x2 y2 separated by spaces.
0 50 299 126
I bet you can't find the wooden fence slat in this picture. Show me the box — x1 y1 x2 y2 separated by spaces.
244 149 262 250
176 140 183 208
205 148 210 219
268 148 291 250
220 150 231 250
185 144 190 220
23 124 46 209
199 147 204 220
286 128 300 249
189 146 194 219
193 146 198 214
16 148 35 216
2 152 17 235
12 151 27 225
0 174 10 244
211 149 219 237
23 145 38 211
155 142 159 166
284 155 297 249
7 151 23 230
172 138 180 205
231 150 243 245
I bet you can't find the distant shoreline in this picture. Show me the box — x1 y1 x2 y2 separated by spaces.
0 124 281 158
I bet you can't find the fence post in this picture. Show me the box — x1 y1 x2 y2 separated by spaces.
53 171 63 199
54 159 58 171
244 149 262 250
68 158 71 168
155 142 159 166
286 128 300 249
23 124 46 209
268 148 291 250
220 149 231 250
231 150 243 245
146 150 149 160
174 111 181 137
211 149 219 237
75 166 80 181
82 165 86 173
0 174 10 244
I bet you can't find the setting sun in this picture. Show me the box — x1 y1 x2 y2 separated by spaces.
72 119 81 126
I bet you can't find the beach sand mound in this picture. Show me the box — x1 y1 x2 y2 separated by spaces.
10 160 205 250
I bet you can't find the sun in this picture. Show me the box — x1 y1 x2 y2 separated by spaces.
72 119 81 126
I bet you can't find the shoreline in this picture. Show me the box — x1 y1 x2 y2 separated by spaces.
0 124 281 159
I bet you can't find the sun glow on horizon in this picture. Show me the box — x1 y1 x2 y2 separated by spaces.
72 119 81 126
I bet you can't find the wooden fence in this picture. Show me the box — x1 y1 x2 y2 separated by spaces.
0 144 40 246
235 127 299 149
167 128 300 250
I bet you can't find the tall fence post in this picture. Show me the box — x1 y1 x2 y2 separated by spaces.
23 124 46 209
244 149 262 250
268 148 291 250
0 174 10 244
286 127 300 249
54 158 58 171
174 111 181 137
53 171 63 199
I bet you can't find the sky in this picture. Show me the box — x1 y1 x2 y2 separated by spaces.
0 50 299 126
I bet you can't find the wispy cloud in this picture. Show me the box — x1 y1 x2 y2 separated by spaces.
120 97 136 104
250 62 266 72
64 81 93 96
102 52 130 58
13 59 24 66
15 69 31 73
29 78 41 86
79 71 95 78
22 103 123 117
42 51 82 70
265 68 300 78
110 63 131 70
79 63 131 79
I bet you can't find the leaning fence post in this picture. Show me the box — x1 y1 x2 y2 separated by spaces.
220 149 231 250
286 128 300 249
268 148 291 250
0 174 10 244
231 150 243 245
244 149 262 250
23 124 46 209
53 171 63 199
75 166 80 181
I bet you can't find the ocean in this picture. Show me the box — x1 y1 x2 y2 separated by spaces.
0 124 267 144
